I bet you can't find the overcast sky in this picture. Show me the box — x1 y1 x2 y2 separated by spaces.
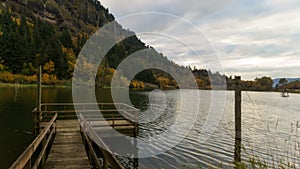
101 0 300 80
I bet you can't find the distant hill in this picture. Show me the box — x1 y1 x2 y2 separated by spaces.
273 78 300 87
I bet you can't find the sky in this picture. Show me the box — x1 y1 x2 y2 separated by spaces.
100 0 300 80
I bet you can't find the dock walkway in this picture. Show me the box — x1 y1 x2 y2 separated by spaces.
44 120 90 169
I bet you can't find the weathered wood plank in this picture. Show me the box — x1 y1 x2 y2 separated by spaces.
90 119 133 126
44 120 91 169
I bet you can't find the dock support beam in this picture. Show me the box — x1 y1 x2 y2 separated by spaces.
34 65 42 136
234 76 242 163
133 122 138 169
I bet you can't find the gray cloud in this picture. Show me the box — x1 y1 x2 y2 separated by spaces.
101 0 235 19
100 0 300 80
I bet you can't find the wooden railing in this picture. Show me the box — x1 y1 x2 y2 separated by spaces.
9 113 57 169
80 125 102 169
39 103 138 120
79 114 126 169
34 103 139 135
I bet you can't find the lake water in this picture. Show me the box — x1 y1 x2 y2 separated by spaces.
0 87 299 168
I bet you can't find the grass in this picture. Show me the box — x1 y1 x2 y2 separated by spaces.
0 82 36 88
231 120 300 169
192 118 300 169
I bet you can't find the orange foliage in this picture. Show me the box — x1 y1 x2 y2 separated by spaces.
0 72 37 84
42 73 57 85
130 80 144 89
43 61 55 74
157 77 171 89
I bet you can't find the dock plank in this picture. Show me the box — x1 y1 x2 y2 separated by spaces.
44 120 91 169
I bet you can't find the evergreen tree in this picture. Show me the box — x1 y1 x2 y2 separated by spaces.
19 15 30 37
60 29 73 48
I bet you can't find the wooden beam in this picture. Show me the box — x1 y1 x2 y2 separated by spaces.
234 76 242 163
37 65 42 134
32 126 55 169
81 125 102 169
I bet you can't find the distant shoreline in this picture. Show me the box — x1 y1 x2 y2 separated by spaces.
1 82 299 94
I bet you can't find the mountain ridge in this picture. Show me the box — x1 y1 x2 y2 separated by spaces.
3 0 114 34
273 78 300 87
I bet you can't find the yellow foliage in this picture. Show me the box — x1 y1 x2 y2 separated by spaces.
43 60 55 74
67 60 75 74
86 25 98 33
62 46 75 57
62 46 76 77
0 63 4 72
107 68 115 75
42 73 50 82
157 77 171 89
24 75 37 84
42 73 58 85
3 72 14 83
26 21 34 28
12 17 21 26
0 72 37 84
130 80 144 89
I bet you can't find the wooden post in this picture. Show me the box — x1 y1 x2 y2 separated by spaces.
234 76 242 163
37 65 42 134
133 111 138 169
103 158 108 169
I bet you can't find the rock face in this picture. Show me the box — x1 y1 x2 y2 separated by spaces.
4 0 114 34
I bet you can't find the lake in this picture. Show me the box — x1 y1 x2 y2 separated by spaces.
0 87 299 168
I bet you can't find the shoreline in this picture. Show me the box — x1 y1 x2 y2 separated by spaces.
1 82 299 94
0 82 71 88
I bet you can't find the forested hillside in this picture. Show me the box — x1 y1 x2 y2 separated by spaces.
0 0 114 85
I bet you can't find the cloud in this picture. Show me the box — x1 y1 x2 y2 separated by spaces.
101 0 235 19
100 0 300 80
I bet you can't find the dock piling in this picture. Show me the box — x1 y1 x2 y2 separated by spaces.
34 65 42 136
234 76 242 163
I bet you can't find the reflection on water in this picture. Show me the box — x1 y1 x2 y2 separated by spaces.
0 88 299 168
0 87 35 169
130 90 300 168
0 87 73 168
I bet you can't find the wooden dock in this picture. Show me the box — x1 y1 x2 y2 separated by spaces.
44 120 90 169
9 103 139 169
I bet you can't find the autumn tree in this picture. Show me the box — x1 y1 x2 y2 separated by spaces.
255 77 273 91
43 60 55 74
